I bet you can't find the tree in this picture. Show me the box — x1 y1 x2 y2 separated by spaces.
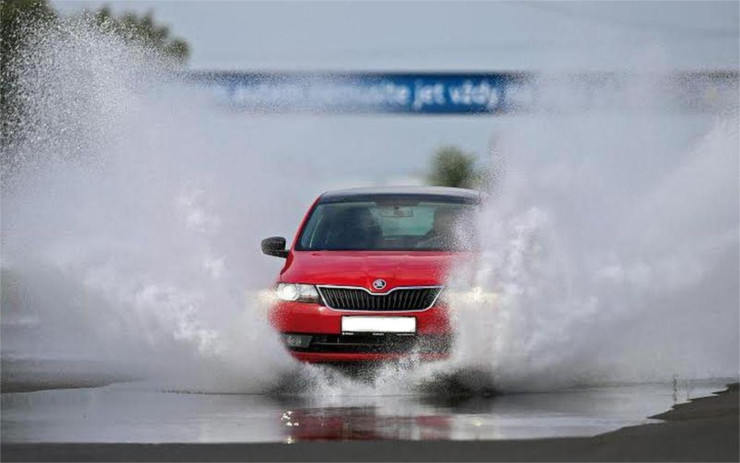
90 6 189 64
1 2 190 158
427 145 483 189
1 0 56 153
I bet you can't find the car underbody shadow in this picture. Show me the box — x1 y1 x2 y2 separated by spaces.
267 361 500 401
415 367 499 399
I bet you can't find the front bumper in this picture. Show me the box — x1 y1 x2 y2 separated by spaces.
269 301 452 363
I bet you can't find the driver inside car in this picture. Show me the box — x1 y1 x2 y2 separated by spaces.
325 207 383 249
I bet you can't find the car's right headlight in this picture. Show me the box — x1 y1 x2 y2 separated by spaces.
276 283 321 303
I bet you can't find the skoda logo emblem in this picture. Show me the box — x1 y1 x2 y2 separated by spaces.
372 279 387 291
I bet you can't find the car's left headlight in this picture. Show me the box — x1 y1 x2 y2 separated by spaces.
440 286 499 307
276 283 321 303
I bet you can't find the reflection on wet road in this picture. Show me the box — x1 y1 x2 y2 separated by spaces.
1 381 730 444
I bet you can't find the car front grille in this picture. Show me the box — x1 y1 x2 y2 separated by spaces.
317 286 443 311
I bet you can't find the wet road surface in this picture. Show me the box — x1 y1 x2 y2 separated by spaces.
1 380 730 444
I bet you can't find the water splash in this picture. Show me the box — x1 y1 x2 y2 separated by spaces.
2 16 737 396
445 110 739 391
1 17 299 393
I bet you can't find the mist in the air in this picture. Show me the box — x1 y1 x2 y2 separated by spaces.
1 16 737 395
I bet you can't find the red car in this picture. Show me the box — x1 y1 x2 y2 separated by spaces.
262 186 481 363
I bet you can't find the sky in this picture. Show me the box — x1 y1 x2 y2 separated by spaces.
53 1 739 72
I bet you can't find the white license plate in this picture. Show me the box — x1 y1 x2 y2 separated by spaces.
341 316 416 334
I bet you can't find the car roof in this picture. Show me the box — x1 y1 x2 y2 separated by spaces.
318 186 483 204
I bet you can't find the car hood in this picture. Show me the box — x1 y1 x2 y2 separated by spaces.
280 251 467 290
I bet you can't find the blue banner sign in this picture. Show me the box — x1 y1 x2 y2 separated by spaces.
184 71 737 115
186 72 530 114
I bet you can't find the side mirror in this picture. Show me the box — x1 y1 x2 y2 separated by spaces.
261 236 289 258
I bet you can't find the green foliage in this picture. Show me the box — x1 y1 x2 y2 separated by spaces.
1 0 56 152
427 145 483 189
89 6 189 64
0 1 190 155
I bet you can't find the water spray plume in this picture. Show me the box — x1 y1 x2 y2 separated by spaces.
1 17 737 395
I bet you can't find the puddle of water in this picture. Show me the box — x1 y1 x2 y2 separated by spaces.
1 380 732 443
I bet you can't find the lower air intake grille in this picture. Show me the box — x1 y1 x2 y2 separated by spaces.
286 333 451 354
317 286 442 311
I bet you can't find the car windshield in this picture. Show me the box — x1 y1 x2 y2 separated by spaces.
296 198 478 251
